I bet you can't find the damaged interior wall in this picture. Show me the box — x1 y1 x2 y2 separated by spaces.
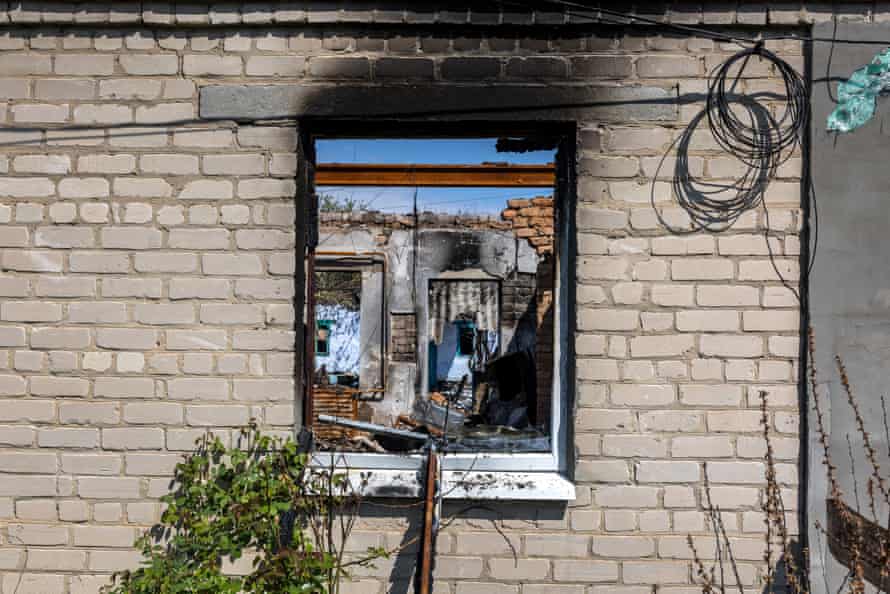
314 198 555 451
315 192 555 447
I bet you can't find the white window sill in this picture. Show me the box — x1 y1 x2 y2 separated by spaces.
341 468 576 501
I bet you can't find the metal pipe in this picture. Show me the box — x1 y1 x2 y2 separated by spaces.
316 414 429 442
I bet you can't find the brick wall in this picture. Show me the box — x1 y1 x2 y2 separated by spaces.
0 2 822 592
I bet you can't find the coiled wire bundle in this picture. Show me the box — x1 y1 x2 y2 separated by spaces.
656 44 809 233
706 44 808 168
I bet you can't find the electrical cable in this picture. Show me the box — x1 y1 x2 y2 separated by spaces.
506 0 890 46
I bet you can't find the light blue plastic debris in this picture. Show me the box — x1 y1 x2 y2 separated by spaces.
828 47 890 132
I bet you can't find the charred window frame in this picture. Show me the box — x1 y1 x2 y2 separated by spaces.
296 122 576 500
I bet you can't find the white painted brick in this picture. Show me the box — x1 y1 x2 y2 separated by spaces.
99 78 162 99
55 54 114 75
113 177 173 198
102 428 164 451
700 334 763 357
120 54 179 75
13 154 71 174
101 227 162 249
141 153 199 175
179 179 233 200
204 154 265 175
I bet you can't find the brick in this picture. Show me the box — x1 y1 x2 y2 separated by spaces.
637 461 700 483
126 453 181 475
96 328 158 350
610 384 675 406
124 402 182 424
0 250 62 272
576 460 629 483
120 54 179 75
141 153 199 175
743 310 799 331
38 427 99 448
0 474 56 496
246 55 305 76
676 310 739 331
101 227 162 249
102 428 164 451
0 425 34 446
376 57 434 79
441 57 501 80
34 226 95 248
169 228 230 250
594 485 659 508
179 179 233 200
73 104 132 125
237 126 295 150
602 435 668 457
629 335 695 358
2 302 61 322
0 451 57 473
0 54 51 75
134 303 195 325
233 378 293 401
204 154 266 175
671 258 733 280
0 278 29 298
0 177 55 197
622 561 688 584
166 329 227 350
73 526 137 547
697 285 760 307
184 55 242 75
13 154 71 174
113 178 173 199
135 102 195 123
235 229 293 249
99 78 162 99
109 126 169 147
94 377 155 398
700 334 763 357
237 178 296 199
572 55 634 78
30 376 89 397
553 560 618 582
673 436 734 458
31 328 90 349
0 226 28 247
12 103 69 123
80 203 110 223
133 253 197 273
637 55 700 77
55 54 114 75
203 253 263 275
70 251 129 273
169 278 230 300
0 78 33 99
309 57 370 79
77 477 142 499
169 378 229 400
591 536 655 557
8 524 69 546
59 402 120 425
235 279 293 299
186 404 249 426
34 277 93 299
58 177 109 198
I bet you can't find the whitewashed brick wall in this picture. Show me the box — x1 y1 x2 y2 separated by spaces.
0 2 834 592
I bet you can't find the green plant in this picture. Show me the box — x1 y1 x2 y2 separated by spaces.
104 424 386 594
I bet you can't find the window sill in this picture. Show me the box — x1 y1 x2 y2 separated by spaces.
343 469 576 501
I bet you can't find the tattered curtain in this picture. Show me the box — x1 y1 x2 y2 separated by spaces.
428 280 499 345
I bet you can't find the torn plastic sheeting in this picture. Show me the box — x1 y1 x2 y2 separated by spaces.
828 47 890 132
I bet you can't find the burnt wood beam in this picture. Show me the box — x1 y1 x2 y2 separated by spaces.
315 163 555 187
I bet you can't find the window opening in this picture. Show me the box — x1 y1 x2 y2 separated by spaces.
308 135 559 456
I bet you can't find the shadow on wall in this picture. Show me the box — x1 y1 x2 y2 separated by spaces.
355 501 568 593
